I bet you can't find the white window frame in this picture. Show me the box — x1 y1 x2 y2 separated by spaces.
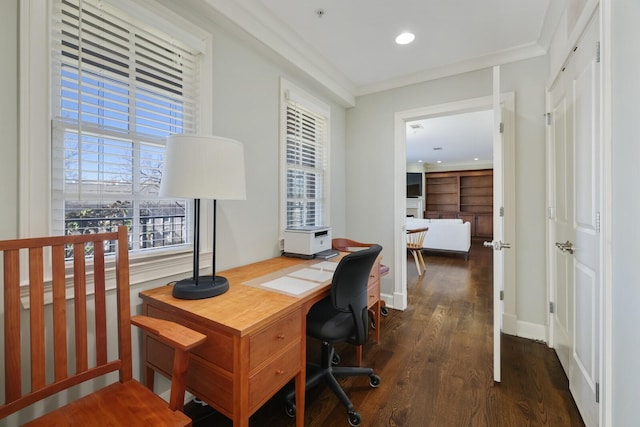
279 78 331 235
20 0 214 290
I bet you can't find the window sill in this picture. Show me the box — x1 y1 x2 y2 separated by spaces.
20 249 209 309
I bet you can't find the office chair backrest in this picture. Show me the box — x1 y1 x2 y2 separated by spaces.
331 244 382 345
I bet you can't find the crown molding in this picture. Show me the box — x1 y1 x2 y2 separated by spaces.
200 0 556 102
355 42 547 96
202 0 356 107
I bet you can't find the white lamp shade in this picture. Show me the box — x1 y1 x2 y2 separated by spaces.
160 134 246 200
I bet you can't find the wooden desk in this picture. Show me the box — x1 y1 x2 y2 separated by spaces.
138 255 382 427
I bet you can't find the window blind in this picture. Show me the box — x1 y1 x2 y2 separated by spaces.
285 99 327 228
51 0 201 252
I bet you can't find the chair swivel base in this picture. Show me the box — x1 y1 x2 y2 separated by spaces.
284 342 380 426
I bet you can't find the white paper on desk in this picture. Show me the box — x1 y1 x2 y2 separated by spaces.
260 276 322 295
287 268 334 283
310 261 338 272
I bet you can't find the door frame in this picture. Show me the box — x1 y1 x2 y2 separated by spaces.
393 94 517 337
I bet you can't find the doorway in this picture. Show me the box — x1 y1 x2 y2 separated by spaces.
392 93 517 335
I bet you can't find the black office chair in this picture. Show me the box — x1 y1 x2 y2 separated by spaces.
285 244 383 426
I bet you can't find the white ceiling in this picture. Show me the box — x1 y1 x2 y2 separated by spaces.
406 110 494 166
201 0 563 164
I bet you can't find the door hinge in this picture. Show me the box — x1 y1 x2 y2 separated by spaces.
499 206 504 217
596 211 601 233
499 122 504 133
596 41 601 63
545 112 552 126
549 301 555 314
596 382 600 403
500 290 504 301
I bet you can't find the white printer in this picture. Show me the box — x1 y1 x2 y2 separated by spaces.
283 226 332 258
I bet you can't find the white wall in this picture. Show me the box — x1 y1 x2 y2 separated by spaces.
0 0 18 239
347 56 549 328
610 0 640 424
0 1 348 423
156 0 348 268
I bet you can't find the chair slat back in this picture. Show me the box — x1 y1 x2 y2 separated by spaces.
0 227 131 419
406 227 428 248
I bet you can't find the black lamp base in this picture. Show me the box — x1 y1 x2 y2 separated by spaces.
172 275 229 300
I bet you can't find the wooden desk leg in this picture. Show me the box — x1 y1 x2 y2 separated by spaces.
145 365 155 391
356 346 363 367
374 301 381 343
296 310 307 427
295 370 305 427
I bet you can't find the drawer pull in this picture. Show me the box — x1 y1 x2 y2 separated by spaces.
276 369 285 375
277 334 286 340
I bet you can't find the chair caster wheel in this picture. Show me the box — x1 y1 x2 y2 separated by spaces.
369 374 381 388
285 401 296 418
348 411 362 426
380 306 389 316
332 352 341 365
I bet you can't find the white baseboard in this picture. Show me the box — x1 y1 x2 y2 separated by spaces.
514 320 547 342
380 292 393 308
502 313 518 335
381 291 407 311
159 389 195 405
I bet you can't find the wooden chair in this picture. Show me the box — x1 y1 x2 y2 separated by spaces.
0 226 206 426
407 227 429 275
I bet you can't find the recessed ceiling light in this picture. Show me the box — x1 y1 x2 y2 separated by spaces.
436 160 442 164
395 32 415 45
418 160 423 163
474 157 479 161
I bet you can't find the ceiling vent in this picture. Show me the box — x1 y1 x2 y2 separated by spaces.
433 147 443 151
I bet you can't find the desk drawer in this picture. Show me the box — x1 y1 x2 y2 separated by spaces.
368 261 381 284
249 308 301 371
146 336 234 416
147 305 234 372
367 280 380 309
249 341 301 411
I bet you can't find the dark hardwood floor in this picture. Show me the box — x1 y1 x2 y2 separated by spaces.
186 240 584 426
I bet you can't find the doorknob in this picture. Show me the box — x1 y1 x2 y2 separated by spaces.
555 240 575 254
484 240 511 250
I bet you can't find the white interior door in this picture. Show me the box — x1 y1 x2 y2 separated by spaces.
568 13 601 426
549 12 601 427
490 66 505 383
549 63 573 375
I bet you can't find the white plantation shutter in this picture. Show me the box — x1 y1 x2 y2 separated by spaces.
284 95 328 228
51 0 201 252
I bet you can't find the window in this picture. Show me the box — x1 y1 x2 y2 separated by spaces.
50 0 201 254
280 79 330 230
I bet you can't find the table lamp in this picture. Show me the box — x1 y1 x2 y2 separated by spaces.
160 134 246 299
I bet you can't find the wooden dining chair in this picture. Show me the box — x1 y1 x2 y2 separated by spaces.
0 226 206 426
407 227 429 275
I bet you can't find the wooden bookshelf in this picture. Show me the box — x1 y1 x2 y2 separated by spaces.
425 174 459 212
424 169 493 238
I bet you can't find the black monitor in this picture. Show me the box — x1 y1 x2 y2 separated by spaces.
406 172 422 198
